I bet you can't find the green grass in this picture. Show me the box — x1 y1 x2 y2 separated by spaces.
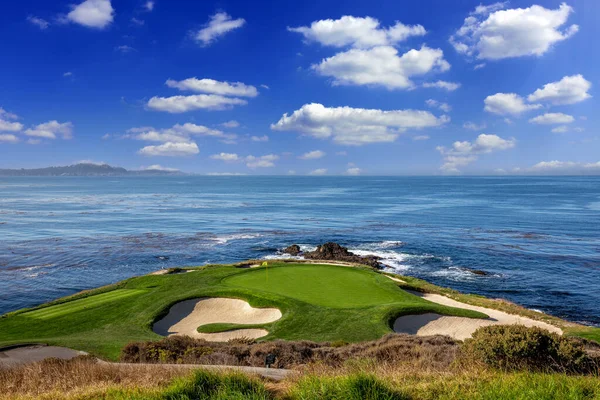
225 265 414 308
0 263 486 360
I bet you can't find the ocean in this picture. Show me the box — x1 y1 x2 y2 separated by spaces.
0 176 599 326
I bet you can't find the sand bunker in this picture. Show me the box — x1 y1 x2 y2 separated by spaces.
0 345 87 367
153 298 282 341
391 284 562 340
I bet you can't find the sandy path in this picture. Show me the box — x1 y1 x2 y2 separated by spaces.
0 345 87 367
153 298 282 341
388 278 562 340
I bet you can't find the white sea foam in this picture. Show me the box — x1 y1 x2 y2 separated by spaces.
349 249 411 271
211 233 263 244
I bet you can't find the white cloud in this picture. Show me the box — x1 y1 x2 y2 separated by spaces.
127 123 233 142
271 103 449 146
251 135 269 142
423 80 461 91
309 168 327 175
25 121 73 139
27 16 50 29
412 135 430 141
551 125 570 133
0 134 19 144
67 0 114 29
144 1 155 11
205 172 247 176
27 139 41 145
288 16 426 48
0 119 23 132
138 142 199 157
210 153 239 162
520 160 600 174
147 94 247 113
437 133 515 172
166 78 258 97
63 71 73 77
451 2 578 60
221 120 240 128
115 45 136 53
463 121 486 131
131 17 144 26
101 133 111 139
0 108 19 120
245 154 279 168
299 150 326 160
529 112 574 125
142 165 179 172
194 12 245 46
313 45 450 90
287 170 296 175
425 99 451 112
484 93 541 115
346 167 361 175
474 63 486 70
527 74 592 105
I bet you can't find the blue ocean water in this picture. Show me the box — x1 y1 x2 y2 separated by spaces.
0 176 599 326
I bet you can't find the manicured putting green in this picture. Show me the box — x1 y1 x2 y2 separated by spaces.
22 289 146 320
224 265 413 308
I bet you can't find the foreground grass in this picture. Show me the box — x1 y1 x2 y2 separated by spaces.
0 263 484 360
2 359 599 400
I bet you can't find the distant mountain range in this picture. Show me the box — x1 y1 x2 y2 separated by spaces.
0 163 183 177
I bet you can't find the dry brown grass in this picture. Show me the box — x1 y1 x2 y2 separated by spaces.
0 356 192 400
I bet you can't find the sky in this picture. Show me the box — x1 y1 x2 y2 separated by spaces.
0 0 599 175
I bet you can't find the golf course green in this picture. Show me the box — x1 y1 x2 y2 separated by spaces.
0 263 487 360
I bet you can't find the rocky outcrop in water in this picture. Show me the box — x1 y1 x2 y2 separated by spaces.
282 244 301 256
302 242 382 268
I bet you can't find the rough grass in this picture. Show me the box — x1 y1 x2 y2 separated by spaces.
2 357 599 400
0 263 485 360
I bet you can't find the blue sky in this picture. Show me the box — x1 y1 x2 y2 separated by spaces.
0 0 598 175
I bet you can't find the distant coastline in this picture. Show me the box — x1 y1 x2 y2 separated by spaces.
0 163 183 177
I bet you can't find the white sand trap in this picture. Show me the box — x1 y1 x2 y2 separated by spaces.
389 281 562 340
153 298 282 342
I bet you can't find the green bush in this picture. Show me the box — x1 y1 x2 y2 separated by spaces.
290 374 408 400
461 325 594 373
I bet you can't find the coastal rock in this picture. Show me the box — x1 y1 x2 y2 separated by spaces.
283 244 301 256
460 267 490 276
304 242 382 268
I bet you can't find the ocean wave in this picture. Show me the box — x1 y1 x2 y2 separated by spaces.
210 233 263 245
349 249 411 271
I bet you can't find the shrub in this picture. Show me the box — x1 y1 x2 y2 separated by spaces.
289 374 408 400
461 325 595 373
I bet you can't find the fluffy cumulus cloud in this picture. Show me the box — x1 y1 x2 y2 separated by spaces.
527 74 592 105
0 134 19 144
194 12 245 46
529 112 574 125
0 119 23 132
288 16 426 48
484 93 541 116
251 135 269 142
0 107 19 121
313 45 450 90
245 154 279 168
25 121 73 139
272 103 449 146
144 1 155 12
425 99 451 112
346 167 362 175
210 152 239 162
221 120 240 128
166 78 258 97
463 121 486 131
422 80 461 91
210 153 279 168
138 142 199 157
309 168 327 176
299 150 326 160
437 133 516 173
147 94 247 113
520 160 600 175
451 2 578 60
67 0 114 29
